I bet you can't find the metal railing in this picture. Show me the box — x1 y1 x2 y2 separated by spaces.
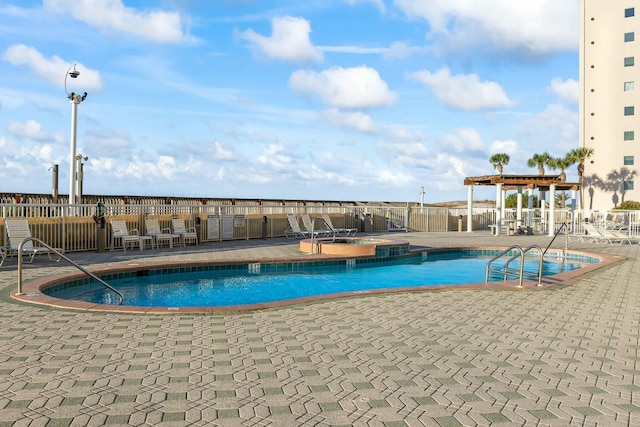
16 237 123 304
485 244 544 288
3 202 640 254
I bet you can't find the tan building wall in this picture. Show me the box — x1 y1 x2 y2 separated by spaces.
581 0 640 209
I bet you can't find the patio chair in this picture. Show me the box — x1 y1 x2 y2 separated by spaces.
111 219 154 251
172 218 198 246
4 218 61 263
285 214 309 238
145 218 180 248
600 227 639 245
580 223 616 244
321 214 357 236
301 214 332 238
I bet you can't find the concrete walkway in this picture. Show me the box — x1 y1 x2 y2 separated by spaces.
0 231 639 426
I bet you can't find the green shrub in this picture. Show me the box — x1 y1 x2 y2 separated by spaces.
505 192 539 208
615 200 640 210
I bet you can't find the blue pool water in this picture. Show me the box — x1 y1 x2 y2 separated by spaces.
45 251 591 307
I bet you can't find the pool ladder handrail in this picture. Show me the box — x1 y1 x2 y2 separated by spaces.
16 237 124 305
485 244 544 288
309 217 336 254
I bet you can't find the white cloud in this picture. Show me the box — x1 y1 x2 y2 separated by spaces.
551 78 579 105
256 143 293 171
43 0 189 43
6 120 65 144
322 109 378 133
383 41 429 60
2 44 103 90
238 16 323 63
289 66 397 109
517 103 578 155
344 0 386 13
83 129 131 158
115 155 179 180
394 0 578 55
378 139 431 168
439 127 486 153
489 139 518 155
409 67 513 111
318 45 385 55
213 142 234 160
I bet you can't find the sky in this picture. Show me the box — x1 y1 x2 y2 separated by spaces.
0 0 581 203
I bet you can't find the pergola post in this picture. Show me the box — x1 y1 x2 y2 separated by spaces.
548 183 556 236
495 183 502 236
466 185 473 232
516 186 523 233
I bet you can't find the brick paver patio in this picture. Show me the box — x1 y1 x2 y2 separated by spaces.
1 231 639 426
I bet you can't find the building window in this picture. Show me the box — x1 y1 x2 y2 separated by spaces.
624 131 635 140
626 8 635 17
624 180 635 191
625 81 635 91
625 106 635 116
624 156 635 165
625 57 635 67
626 32 635 42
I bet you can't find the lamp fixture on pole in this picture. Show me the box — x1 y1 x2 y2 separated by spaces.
65 64 88 207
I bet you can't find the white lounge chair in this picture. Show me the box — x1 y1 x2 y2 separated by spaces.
285 214 309 238
4 218 61 263
580 223 630 244
321 214 357 236
301 214 332 238
145 218 180 248
600 227 638 245
172 218 198 246
111 220 154 251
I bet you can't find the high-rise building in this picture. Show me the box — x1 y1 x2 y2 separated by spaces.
580 1 640 209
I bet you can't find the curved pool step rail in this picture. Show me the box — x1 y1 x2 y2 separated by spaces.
504 244 543 287
16 237 123 305
485 244 544 288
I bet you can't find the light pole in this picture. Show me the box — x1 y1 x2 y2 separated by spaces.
65 64 87 207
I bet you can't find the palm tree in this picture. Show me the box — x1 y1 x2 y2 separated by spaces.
527 152 552 175
568 147 595 208
549 155 575 182
548 155 575 207
489 153 510 175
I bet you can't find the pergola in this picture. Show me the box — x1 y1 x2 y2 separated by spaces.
463 174 580 235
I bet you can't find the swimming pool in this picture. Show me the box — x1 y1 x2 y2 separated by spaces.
39 249 600 310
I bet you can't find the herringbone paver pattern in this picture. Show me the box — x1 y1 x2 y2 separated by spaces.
1 232 639 426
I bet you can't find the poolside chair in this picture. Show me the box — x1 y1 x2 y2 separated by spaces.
145 218 180 248
285 214 309 238
301 214 332 238
172 218 198 246
600 227 638 245
4 218 61 263
321 214 357 236
580 223 616 244
111 220 154 251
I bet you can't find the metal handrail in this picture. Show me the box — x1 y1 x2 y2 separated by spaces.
485 245 525 288
543 221 569 256
309 217 336 254
17 237 123 304
504 244 544 286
